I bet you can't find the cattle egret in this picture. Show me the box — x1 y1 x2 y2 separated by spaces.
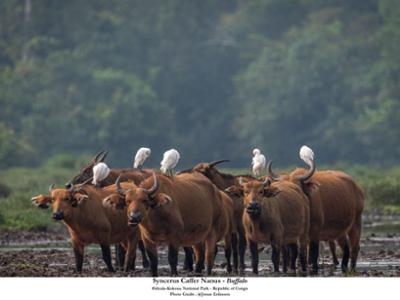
92 162 110 186
252 148 266 177
160 149 180 177
299 145 314 167
133 147 151 170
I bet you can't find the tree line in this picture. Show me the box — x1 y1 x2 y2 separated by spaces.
0 0 399 168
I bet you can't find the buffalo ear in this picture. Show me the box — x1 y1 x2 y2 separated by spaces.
157 193 172 206
103 194 126 209
31 195 52 209
73 193 89 206
224 185 242 196
264 186 281 198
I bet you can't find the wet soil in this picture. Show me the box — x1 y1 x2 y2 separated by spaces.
1 229 400 277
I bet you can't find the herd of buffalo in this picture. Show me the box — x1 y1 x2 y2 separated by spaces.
30 149 364 277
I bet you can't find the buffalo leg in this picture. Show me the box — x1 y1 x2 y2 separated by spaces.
138 240 150 269
115 244 125 269
271 244 280 273
193 243 205 274
168 245 179 276
143 239 158 277
231 233 239 273
348 216 362 272
248 239 259 274
238 229 247 271
205 233 217 275
299 248 307 273
224 234 232 273
100 244 115 272
72 240 84 273
123 237 137 272
329 241 339 266
309 240 319 274
214 245 219 259
183 247 194 272
339 237 350 273
282 246 288 273
288 243 298 271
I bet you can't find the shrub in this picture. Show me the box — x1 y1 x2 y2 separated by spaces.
0 181 11 198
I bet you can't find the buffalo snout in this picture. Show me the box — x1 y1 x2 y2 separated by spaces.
52 211 64 220
128 211 142 226
246 201 260 216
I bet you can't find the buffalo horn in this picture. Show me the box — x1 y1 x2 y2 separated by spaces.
92 150 105 163
297 159 316 182
208 159 230 168
267 161 281 180
115 174 125 195
144 172 159 196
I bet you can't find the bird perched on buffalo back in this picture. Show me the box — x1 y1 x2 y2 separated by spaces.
92 162 110 186
252 148 266 177
299 145 314 167
133 147 151 170
160 149 180 177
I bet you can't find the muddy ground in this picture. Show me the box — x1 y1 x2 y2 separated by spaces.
1 225 400 277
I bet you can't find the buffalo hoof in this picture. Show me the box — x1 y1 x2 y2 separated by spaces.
226 264 232 273
142 260 150 269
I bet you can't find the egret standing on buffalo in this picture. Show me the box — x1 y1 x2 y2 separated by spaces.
299 145 314 167
92 162 110 187
133 147 151 171
160 149 180 177
252 148 266 178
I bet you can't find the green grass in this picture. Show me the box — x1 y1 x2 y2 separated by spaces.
0 154 87 230
1 157 400 231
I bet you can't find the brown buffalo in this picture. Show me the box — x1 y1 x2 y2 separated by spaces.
31 182 139 272
232 177 309 274
268 159 364 273
104 172 232 276
64 150 152 269
179 160 255 272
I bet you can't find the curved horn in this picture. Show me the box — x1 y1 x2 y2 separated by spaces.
71 177 93 193
99 151 109 162
238 177 245 187
115 174 125 195
144 172 159 196
92 150 105 162
267 161 281 180
261 177 271 187
297 159 316 183
208 159 230 168
49 184 55 193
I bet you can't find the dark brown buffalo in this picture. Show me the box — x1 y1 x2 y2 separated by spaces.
268 160 364 273
104 172 232 276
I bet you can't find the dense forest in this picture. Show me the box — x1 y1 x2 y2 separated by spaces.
1 0 399 169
